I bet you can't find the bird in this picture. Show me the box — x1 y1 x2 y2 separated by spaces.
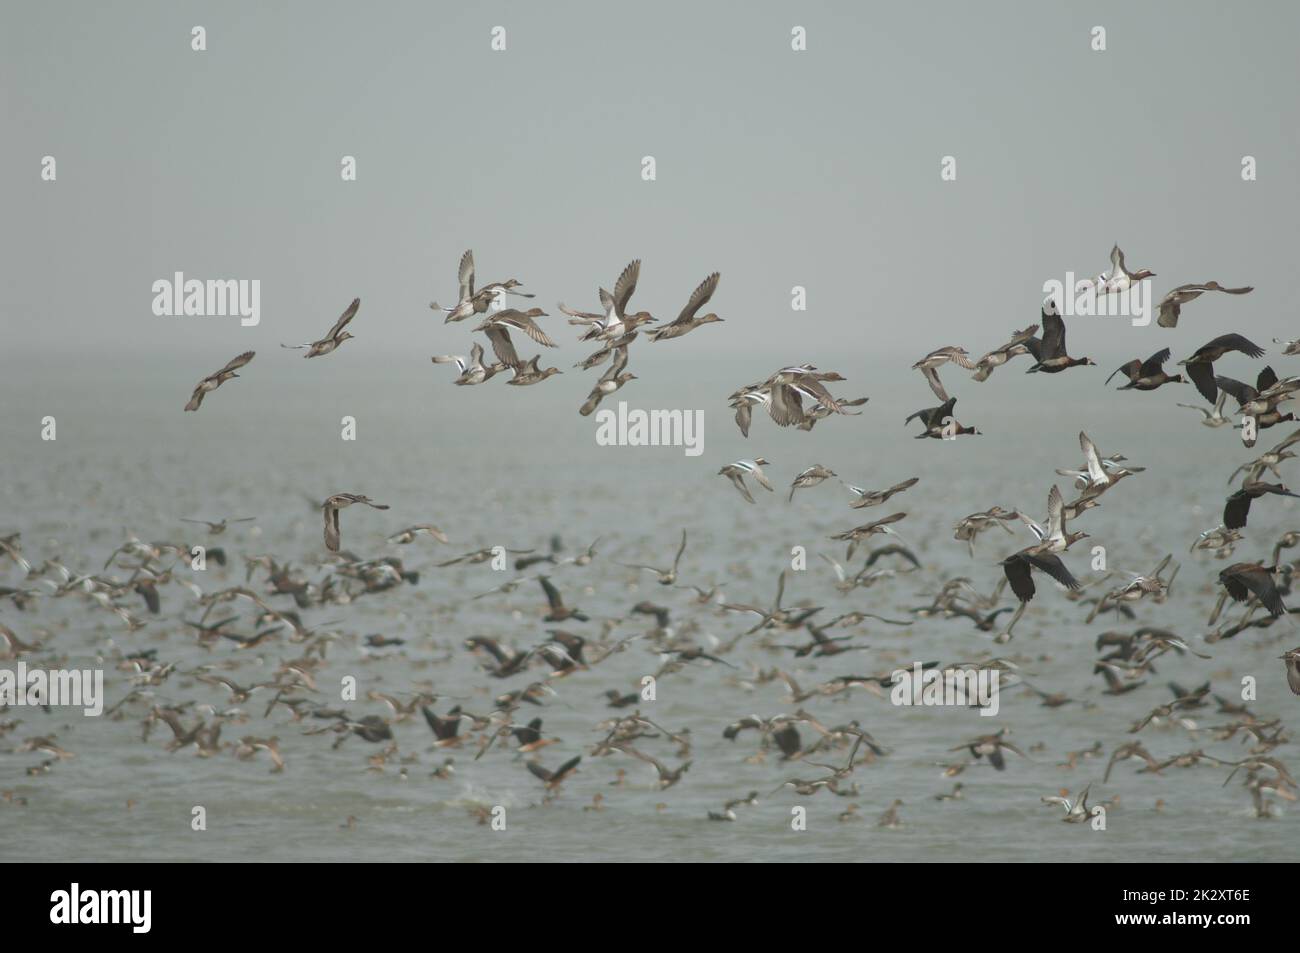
905 396 979 438
1105 348 1185 390
506 355 563 386
578 260 655 342
474 308 557 368
1224 482 1300 530
386 524 448 545
1041 785 1093 823
1016 485 1088 553
620 530 688 585
949 729 1026 771
322 494 390 552
538 576 589 622
180 516 255 534
184 351 255 411
527 755 581 791
719 459 774 504
1217 366 1300 420
1083 244 1156 297
431 249 532 322
913 347 974 401
281 298 360 357
842 476 919 509
579 345 636 416
830 513 908 561
1228 428 1300 484
970 325 1039 381
788 465 837 501
1218 563 1287 618
1155 282 1252 328
1280 649 1300 695
1177 391 1231 428
1178 333 1266 404
1001 550 1080 605
1025 301 1095 373
431 342 506 385
622 747 691 789
647 272 723 341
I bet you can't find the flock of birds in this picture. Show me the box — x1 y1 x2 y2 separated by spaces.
9 242 1300 847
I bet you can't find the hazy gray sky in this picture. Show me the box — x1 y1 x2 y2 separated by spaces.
3 1 1298 433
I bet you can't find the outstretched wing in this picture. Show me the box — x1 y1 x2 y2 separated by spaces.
327 298 361 339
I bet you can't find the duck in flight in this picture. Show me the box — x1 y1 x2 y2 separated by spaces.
1223 482 1300 530
1177 333 1266 403
1082 244 1155 297
473 308 557 368
1281 648 1300 695
905 396 979 438
577 260 655 342
432 249 532 323
281 298 360 357
1105 348 1185 391
1227 428 1300 484
788 465 837 501
970 325 1037 382
386 524 448 545
648 272 723 341
527 755 581 791
719 459 774 504
578 345 636 415
1025 300 1095 374
912 347 974 402
842 476 919 509
506 355 563 386
180 516 255 538
431 342 507 385
184 351 255 412
1177 391 1231 428
322 493 390 552
620 529 688 585
1016 485 1088 554
1218 563 1287 619
1155 281 1252 328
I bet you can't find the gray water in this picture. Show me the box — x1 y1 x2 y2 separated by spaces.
1 356 1298 863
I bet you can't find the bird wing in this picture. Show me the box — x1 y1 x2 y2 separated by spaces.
458 249 475 299
1186 362 1218 403
484 325 520 368
673 272 719 325
538 576 564 611
498 311 557 347
1212 333 1266 359
1214 375 1257 406
327 298 361 339
727 473 756 504
1138 348 1171 377
612 260 640 316
324 507 341 552
1040 312 1066 358
1026 552 1080 590
922 365 949 402
1106 360 1142 386
218 350 256 374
